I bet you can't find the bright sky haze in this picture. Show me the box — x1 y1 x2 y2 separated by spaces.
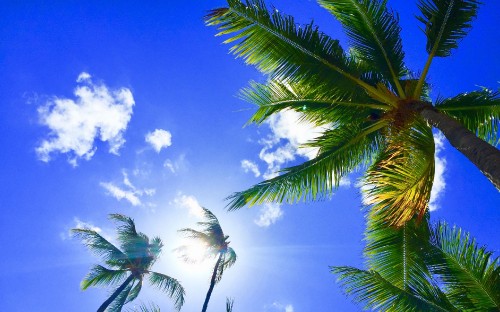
1 1 499 311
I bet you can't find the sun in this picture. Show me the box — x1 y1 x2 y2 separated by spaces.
174 239 215 273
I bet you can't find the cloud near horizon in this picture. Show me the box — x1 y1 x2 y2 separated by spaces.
36 72 134 166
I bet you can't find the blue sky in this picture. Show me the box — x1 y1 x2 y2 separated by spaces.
0 1 499 311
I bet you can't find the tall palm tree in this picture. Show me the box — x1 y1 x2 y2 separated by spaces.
178 208 237 312
206 0 500 226
72 214 185 312
332 215 500 311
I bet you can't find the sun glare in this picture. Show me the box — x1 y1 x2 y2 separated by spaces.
175 239 214 272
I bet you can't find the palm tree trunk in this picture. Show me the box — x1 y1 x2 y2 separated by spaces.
97 273 134 312
202 253 223 312
413 102 500 190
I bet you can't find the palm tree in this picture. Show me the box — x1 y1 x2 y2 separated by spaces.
332 215 500 311
72 214 185 312
206 0 500 226
178 208 237 312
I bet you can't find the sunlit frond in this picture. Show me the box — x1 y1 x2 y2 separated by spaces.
436 89 500 145
148 272 185 311
72 228 127 265
331 266 457 311
205 0 387 101
363 120 435 226
417 0 480 57
426 222 500 310
80 265 128 290
318 0 407 96
240 79 388 127
227 119 387 210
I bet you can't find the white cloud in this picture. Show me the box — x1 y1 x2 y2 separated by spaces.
145 129 172 153
100 171 155 207
174 193 204 218
100 182 142 206
163 154 188 174
254 204 284 227
241 159 261 177
60 217 102 241
429 132 447 211
36 72 134 166
268 302 294 312
257 110 326 179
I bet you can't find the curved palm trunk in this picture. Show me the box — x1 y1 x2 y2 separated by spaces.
202 253 223 312
412 102 500 190
97 273 134 312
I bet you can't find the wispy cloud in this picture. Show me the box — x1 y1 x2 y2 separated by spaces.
164 154 188 174
254 204 284 227
241 159 261 177
429 132 447 211
100 170 155 206
145 129 172 153
60 217 103 241
267 302 294 312
36 72 134 166
173 193 204 218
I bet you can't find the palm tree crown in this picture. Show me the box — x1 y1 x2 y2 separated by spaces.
178 207 237 312
72 214 185 312
206 0 500 226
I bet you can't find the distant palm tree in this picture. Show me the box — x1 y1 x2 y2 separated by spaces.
178 208 237 312
206 0 500 226
332 215 500 310
72 214 185 312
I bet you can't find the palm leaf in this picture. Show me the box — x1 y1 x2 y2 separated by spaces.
436 89 500 145
127 302 161 312
206 0 389 102
226 119 387 210
226 298 235 312
108 281 134 312
417 0 480 57
362 120 435 226
318 0 407 96
126 279 143 304
72 228 128 265
80 265 128 290
426 222 500 310
148 272 185 311
331 266 458 311
240 79 388 126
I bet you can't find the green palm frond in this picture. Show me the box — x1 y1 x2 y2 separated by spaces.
72 228 127 264
426 222 500 310
417 0 480 57
128 302 161 312
205 0 389 102
80 265 128 290
126 279 143 304
227 119 387 210
108 281 134 312
318 0 407 96
331 266 457 311
436 89 500 145
363 121 435 226
215 248 238 284
241 79 387 126
148 272 185 311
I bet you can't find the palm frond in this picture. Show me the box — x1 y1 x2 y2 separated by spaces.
362 120 435 226
426 222 500 310
126 279 143 304
417 0 480 57
216 248 238 284
108 281 134 312
72 228 127 264
80 265 128 290
226 297 235 312
240 79 388 126
148 272 185 311
331 266 457 311
364 214 434 294
226 119 387 210
436 89 500 145
318 0 407 96
127 302 161 312
206 0 387 101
